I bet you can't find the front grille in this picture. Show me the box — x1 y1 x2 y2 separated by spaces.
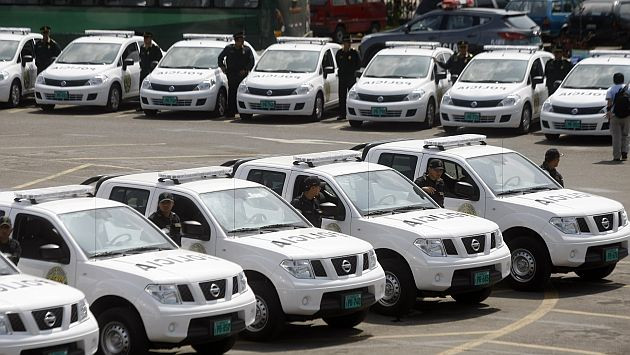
452 98 502 108
70 304 78 323
462 235 486 254
151 83 198 92
362 253 369 271
32 307 63 331
232 276 239 295
331 255 357 276
311 260 327 277
151 98 192 106
552 105 605 115
491 233 496 249
552 122 598 130
577 217 591 233
7 313 25 332
199 280 227 301
358 109 402 117
357 93 407 102
178 284 194 302
452 115 496 123
44 93 83 101
443 239 458 255
248 102 291 110
248 87 295 96
44 78 88 87
593 213 615 233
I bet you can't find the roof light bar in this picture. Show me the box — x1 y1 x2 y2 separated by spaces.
386 41 441 50
158 166 232 184
423 134 487 150
182 33 232 41
14 185 94 203
0 27 31 35
84 30 135 38
589 50 630 58
483 45 539 53
277 37 331 45
293 150 361 167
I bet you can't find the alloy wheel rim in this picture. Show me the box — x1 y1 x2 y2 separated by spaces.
10 84 19 106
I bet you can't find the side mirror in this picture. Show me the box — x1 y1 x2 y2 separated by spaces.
323 66 334 79
151 60 159 70
454 181 475 199
403 24 411 34
436 72 447 83
319 202 338 218
123 58 134 70
553 80 562 90
532 76 544 88
40 244 65 262
355 68 364 79
450 74 459 82
181 220 209 241
22 55 33 66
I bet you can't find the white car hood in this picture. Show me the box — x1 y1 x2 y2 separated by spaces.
245 72 313 89
43 63 108 80
149 68 218 85
500 189 624 216
356 77 425 95
0 274 84 311
450 82 521 100
549 88 607 107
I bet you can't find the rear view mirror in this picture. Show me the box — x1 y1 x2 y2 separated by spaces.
355 68 364 79
151 60 159 70
454 181 475 199
450 74 459 82
553 80 562 90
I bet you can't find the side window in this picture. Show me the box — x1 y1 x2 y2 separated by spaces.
322 49 335 69
479 16 492 25
531 58 544 78
109 186 151 214
21 39 34 58
293 175 346 221
445 15 475 30
332 0 346 5
620 3 630 22
14 214 71 264
438 159 480 201
247 169 286 195
170 194 211 241
410 15 443 32
122 42 139 62
377 153 418 181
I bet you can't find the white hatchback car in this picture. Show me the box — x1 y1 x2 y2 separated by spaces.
541 50 630 140
237 37 341 121
0 27 40 108
440 45 553 134
346 42 452 129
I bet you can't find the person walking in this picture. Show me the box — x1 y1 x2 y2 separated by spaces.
218 32 255 118
541 148 564 187
545 45 573 96
139 32 162 90
335 35 361 120
606 72 630 161
34 26 61 74
291 176 324 228
435 41 473 80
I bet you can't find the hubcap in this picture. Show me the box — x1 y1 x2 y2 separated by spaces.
511 248 536 283
315 96 322 118
378 271 401 307
247 295 268 332
111 88 120 109
218 93 226 115
101 321 130 355
427 102 435 125
522 109 531 131
10 84 19 106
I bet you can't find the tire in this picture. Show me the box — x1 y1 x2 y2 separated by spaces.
239 113 253 120
575 264 616 281
106 84 122 112
451 287 492 305
333 25 347 43
40 104 55 111
192 335 237 355
420 98 436 129
97 307 148 355
349 120 363 128
517 104 532 134
368 22 381 34
508 236 551 291
545 133 560 141
371 258 416 316
213 89 227 117
242 280 284 341
143 109 157 117
310 92 324 122
8 80 21 108
323 309 368 328
443 125 458 133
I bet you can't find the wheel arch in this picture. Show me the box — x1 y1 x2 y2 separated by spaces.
503 226 551 262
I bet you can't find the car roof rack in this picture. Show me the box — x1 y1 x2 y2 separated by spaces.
423 134 487 151
293 150 362 167
0 27 31 35
182 33 232 41
386 41 442 50
589 50 630 58
277 37 331 45
483 45 539 53
157 166 232 184
14 185 94 204
84 30 135 38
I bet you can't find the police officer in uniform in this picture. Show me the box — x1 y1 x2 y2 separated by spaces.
414 159 445 208
435 41 473 80
139 32 163 90
34 26 61 74
291 176 324 228
218 32 255 118
149 193 182 246
0 216 21 265
335 35 361 120
545 46 572 96
541 148 564 187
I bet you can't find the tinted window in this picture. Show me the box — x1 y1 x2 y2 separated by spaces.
580 1 613 14
531 58 544 78
294 175 346 221
410 15 443 31
440 159 480 200
322 49 335 69
109 186 150 214
505 15 538 29
170 194 211 240
14 214 70 264
377 153 418 180
620 3 630 22
122 42 139 62
247 169 286 195
445 15 475 30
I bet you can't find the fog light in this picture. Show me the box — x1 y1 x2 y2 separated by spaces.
302 296 309 305
168 323 176 332
434 274 441 282
570 250 576 258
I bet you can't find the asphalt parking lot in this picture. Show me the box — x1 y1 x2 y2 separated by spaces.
1 101 629 355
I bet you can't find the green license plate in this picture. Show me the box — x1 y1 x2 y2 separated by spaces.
604 247 619 262
54 91 68 100
260 100 275 109
473 271 490 286
163 96 177 105
564 119 581 129
213 319 231 336
371 107 387 116
464 112 480 122
344 293 362 309
47 350 68 355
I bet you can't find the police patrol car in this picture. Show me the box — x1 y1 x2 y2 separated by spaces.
359 135 630 290
90 167 385 340
440 45 553 133
541 50 630 140
0 185 256 355
0 28 41 108
35 30 159 112
0 252 99 355
230 151 511 316
346 42 452 129
236 37 341 121
140 34 258 118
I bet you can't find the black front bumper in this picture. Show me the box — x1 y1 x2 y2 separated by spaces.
175 312 245 346
446 266 503 295
287 287 375 321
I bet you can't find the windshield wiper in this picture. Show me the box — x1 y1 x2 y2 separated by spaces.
365 210 394 216
392 205 431 213
227 227 261 234
60 61 92 65
90 250 125 258
260 223 306 230
521 186 556 194
124 246 165 254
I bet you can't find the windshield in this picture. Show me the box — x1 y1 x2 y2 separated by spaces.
365 55 431 79
0 254 18 275
467 152 560 196
160 46 222 69
200 187 310 235
562 64 630 90
459 59 529 83
334 169 436 216
0 40 19 61
255 49 319 73
59 207 175 258
56 42 121 65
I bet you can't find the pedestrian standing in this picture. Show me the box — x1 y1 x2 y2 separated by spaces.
0 216 21 265
218 32 255 118
139 32 162 90
605 73 630 161
545 45 573 95
541 148 564 187
291 176 324 228
34 26 61 74
414 160 445 208
435 41 473 80
335 35 361 120
149 193 182 246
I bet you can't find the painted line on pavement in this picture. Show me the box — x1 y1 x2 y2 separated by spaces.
487 340 604 355
330 122 348 129
246 136 358 145
12 164 93 189
370 330 492 340
551 309 630 320
0 133 30 138
92 163 145 171
0 143 166 150
5 108 30 113
56 153 254 161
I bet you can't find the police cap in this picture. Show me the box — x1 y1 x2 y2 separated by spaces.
428 159 444 170
233 31 245 39
159 192 174 203
304 176 324 189
0 216 12 228
545 148 563 161
457 40 468 46
342 35 352 43
40 26 51 33
552 45 563 53
143 31 153 38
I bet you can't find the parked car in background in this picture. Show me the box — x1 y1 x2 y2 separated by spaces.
415 0 508 17
506 0 581 38
565 0 630 48
310 0 387 43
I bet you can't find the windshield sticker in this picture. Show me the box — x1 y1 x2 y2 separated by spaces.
271 230 341 247
46 266 68 284
557 91 605 97
252 73 304 79
457 85 509 91
457 203 478 216
534 192 592 205
51 65 97 71
0 279 56 292
136 253 213 271
402 211 470 226
155 70 205 75
361 80 413 86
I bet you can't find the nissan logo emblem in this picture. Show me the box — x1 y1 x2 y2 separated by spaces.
571 108 579 115
60 80 66 87
470 101 478 108
601 217 610 230
471 239 481 252
266 90 273 96
209 283 221 298
44 311 56 328
341 259 352 273
168 85 175 92
377 96 384 102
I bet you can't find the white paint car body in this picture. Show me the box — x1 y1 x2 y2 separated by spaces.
0 28 40 106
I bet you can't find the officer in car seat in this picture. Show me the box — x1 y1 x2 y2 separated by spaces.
541 148 564 187
545 45 572 95
149 192 182 246
291 176 324 228
414 159 445 208
0 216 21 265
435 40 474 81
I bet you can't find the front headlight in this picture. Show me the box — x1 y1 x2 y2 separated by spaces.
497 94 521 107
348 87 359 100
145 284 182 304
36 75 45 84
414 238 446 257
87 74 108 86
441 93 453 106
404 89 425 101
141 79 152 89
0 71 9 81
78 299 89 322
620 210 628 227
237 82 248 93
368 249 377 269
542 100 553 112
292 83 313 95
238 271 248 292
0 313 11 335
550 217 580 234
280 259 314 279
494 229 504 248
194 79 215 91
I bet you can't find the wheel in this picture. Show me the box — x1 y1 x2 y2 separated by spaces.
443 125 458 133
192 335 237 355
7 80 21 108
239 113 253 120
517 104 532 134
333 25 347 43
97 307 148 355
106 84 122 112
371 258 416 316
143 109 157 117
545 133 560 141
40 104 55 111
508 236 551 291
213 89 227 117
323 309 368 328
349 120 363 128
420 98 436 129
451 287 492 305
368 22 381 34
310 92 324 122
242 279 284 341
575 264 616 281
